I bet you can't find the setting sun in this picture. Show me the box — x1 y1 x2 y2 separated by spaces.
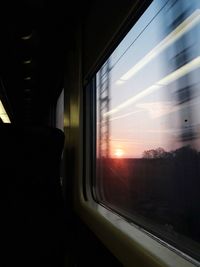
114 148 124 158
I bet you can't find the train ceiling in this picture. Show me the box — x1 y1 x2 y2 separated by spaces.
0 0 90 124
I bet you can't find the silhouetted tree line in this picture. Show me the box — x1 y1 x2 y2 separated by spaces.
142 145 199 159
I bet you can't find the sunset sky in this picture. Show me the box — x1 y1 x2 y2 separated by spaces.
97 0 200 158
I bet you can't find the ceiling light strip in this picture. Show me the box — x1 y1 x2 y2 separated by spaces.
117 9 200 83
104 56 200 116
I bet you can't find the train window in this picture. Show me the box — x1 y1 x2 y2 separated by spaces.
95 0 200 261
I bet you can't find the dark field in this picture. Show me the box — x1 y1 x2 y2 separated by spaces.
97 147 200 256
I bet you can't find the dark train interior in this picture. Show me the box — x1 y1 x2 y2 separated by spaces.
0 0 84 124
0 0 131 266
1 0 199 266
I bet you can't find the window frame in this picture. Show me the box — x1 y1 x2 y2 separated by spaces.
81 74 199 267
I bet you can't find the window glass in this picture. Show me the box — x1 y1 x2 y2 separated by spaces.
96 0 200 260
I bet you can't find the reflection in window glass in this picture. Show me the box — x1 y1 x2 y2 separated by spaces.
96 0 200 260
56 89 64 131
